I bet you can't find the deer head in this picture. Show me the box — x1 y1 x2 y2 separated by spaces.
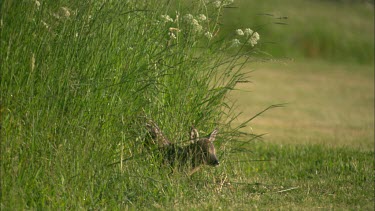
189 127 219 167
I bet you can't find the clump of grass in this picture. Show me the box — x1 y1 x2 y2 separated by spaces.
1 0 263 209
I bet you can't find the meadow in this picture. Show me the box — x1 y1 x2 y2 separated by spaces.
1 0 374 210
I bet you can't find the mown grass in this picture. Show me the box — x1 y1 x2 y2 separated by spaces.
227 59 374 209
232 60 374 150
227 143 374 210
222 0 374 64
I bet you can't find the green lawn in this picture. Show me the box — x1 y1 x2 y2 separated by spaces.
204 60 375 209
180 143 374 210
231 60 374 150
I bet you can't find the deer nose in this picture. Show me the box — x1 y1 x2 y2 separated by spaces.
212 159 219 166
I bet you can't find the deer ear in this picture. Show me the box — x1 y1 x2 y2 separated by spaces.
190 125 199 142
208 129 218 142
146 120 171 146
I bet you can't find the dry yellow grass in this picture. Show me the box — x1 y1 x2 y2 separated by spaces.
231 60 374 150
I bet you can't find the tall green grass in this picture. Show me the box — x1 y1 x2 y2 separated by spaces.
1 0 261 209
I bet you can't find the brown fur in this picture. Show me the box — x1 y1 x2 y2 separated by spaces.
146 120 219 175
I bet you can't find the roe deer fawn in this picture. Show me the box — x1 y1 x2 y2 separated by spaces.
146 120 219 175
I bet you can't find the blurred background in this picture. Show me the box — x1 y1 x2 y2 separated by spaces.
222 0 374 150
223 0 374 64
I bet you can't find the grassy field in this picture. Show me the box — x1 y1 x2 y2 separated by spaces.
1 0 374 210
225 60 374 209
232 60 374 150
